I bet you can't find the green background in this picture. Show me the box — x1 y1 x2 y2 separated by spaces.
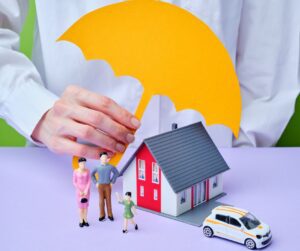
0 0 299 147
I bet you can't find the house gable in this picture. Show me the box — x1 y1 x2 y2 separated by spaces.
135 144 162 212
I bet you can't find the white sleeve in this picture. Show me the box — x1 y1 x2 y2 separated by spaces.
0 0 58 144
233 0 300 147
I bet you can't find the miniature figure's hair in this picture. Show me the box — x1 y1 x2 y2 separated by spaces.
125 192 132 197
78 157 87 163
99 152 108 157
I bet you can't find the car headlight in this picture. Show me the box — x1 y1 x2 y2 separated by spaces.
256 235 262 239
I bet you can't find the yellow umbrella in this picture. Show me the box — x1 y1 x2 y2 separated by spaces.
58 0 241 167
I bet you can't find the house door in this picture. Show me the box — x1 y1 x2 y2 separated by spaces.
192 181 206 208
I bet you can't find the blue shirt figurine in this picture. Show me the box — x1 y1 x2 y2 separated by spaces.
91 152 119 221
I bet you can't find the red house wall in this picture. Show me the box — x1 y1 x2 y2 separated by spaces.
136 144 161 212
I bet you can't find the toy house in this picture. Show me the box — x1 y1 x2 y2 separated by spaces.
119 122 230 217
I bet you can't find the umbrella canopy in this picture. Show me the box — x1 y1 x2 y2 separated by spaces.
58 0 241 166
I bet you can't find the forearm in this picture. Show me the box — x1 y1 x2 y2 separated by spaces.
91 171 97 184
0 1 58 143
110 167 119 184
115 192 123 203
131 206 136 215
84 178 91 193
0 64 58 144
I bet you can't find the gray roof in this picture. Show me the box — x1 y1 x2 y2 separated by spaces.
120 122 229 193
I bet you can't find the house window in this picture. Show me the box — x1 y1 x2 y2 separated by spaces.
153 189 158 200
212 175 219 188
152 162 160 184
180 190 187 204
138 159 146 180
140 186 144 197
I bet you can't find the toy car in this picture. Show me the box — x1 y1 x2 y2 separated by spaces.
203 206 272 249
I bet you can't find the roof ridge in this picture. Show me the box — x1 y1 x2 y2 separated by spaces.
144 121 203 142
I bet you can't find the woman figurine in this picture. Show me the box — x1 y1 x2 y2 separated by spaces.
116 191 138 233
73 157 91 227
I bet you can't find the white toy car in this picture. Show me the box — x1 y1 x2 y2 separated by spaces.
203 206 272 249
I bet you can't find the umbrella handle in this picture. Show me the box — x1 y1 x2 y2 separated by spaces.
108 91 151 166
72 156 79 169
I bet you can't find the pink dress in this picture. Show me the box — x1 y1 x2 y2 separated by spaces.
73 169 91 209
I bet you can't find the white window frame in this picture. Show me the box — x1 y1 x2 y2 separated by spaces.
138 159 146 180
140 186 144 197
152 162 160 184
212 175 219 188
153 189 158 200
180 190 186 204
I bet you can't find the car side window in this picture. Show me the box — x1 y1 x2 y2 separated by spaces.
216 214 228 223
229 217 241 227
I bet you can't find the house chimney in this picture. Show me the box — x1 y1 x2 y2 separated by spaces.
172 123 178 130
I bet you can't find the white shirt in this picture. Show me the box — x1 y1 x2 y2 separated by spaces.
0 0 299 147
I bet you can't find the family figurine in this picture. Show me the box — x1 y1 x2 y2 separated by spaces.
116 191 138 233
91 152 119 221
72 157 91 227
72 152 138 233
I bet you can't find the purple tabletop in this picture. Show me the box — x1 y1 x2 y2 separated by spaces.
0 147 299 251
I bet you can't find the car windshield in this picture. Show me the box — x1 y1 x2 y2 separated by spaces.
240 213 261 230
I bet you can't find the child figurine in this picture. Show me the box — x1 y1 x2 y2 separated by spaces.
116 192 138 233
73 157 91 227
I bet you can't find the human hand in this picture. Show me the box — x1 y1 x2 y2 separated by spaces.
115 192 122 202
31 85 140 159
96 183 99 188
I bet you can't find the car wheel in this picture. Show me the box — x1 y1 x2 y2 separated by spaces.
245 238 256 250
203 226 214 238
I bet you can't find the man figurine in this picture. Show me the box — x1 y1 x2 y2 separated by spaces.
91 152 119 222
